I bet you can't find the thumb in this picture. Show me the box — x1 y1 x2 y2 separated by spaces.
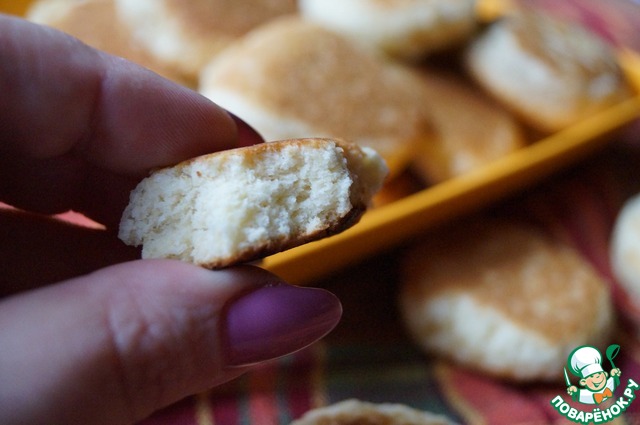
0 260 341 425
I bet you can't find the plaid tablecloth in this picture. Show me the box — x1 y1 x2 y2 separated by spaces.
139 139 640 425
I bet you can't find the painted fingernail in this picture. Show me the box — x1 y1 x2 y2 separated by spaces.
228 112 264 147
222 283 342 366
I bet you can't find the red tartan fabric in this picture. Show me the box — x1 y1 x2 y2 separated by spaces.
138 142 640 425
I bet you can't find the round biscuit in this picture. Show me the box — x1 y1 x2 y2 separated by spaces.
399 219 614 382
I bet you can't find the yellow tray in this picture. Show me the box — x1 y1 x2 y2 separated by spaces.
263 91 640 283
3 1 640 284
0 1 29 16
263 5 640 284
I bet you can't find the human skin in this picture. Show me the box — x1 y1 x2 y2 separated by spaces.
0 14 342 425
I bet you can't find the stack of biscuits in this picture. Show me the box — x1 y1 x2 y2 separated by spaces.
27 0 633 185
25 0 635 407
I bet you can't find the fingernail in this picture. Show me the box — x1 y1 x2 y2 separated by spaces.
222 283 342 366
228 112 265 147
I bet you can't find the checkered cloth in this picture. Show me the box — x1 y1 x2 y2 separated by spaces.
139 140 640 425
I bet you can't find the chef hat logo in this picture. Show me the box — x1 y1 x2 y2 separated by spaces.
568 346 604 379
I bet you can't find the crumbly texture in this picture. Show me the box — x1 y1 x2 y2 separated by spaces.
411 68 525 183
118 138 388 269
466 11 633 133
114 0 297 81
199 17 433 175
26 0 189 85
290 399 457 425
399 219 614 382
611 193 640 306
298 0 478 59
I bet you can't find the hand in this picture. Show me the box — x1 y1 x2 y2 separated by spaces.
611 368 622 377
567 385 578 395
0 15 342 425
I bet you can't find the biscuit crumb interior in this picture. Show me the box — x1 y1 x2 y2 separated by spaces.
119 141 355 265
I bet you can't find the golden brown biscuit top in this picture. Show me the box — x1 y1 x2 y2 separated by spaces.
508 11 622 78
414 69 524 181
204 17 432 152
31 0 129 56
165 0 297 37
290 399 455 425
403 220 610 342
28 0 189 85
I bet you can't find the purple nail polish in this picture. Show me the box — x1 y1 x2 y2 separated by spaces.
222 283 342 366
228 112 265 147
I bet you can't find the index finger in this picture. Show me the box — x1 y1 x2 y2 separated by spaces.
0 14 264 226
0 13 239 173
